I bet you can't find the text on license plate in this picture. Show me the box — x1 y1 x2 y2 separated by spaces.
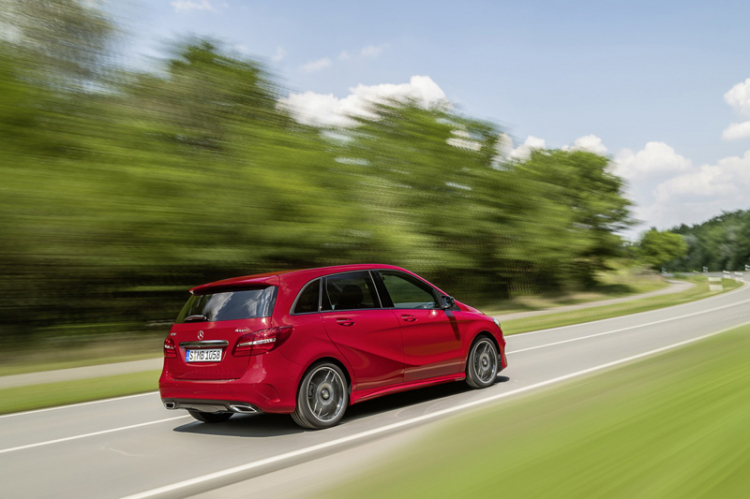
186 349 222 363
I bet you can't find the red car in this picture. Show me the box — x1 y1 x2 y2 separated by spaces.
160 264 507 429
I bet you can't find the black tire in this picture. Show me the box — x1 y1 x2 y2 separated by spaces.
291 362 349 430
466 336 499 389
188 410 233 423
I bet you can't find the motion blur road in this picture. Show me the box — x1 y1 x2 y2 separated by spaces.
2 282 749 499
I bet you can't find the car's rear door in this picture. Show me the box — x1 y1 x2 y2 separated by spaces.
320 271 404 391
376 270 463 382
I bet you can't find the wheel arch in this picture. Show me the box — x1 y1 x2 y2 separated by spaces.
300 357 353 395
463 331 499 370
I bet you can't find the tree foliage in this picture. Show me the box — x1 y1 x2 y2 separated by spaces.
668 211 750 271
637 229 688 270
0 1 634 346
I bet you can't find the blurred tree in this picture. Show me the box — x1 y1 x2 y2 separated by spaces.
670 210 750 271
0 1 639 350
512 149 632 287
638 228 688 271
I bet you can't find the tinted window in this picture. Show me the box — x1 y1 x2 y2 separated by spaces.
292 279 320 314
379 271 437 309
176 287 276 323
324 272 381 311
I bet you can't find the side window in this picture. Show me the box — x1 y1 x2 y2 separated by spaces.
323 272 381 311
379 271 438 309
292 279 320 314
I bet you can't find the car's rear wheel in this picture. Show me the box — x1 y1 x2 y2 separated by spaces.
188 410 233 423
291 362 348 430
466 336 499 389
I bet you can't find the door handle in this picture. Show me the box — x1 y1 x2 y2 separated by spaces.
401 315 417 322
336 319 355 327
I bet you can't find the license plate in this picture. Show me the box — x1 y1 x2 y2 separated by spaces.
186 349 222 363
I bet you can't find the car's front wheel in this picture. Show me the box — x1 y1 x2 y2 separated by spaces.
188 410 233 423
466 336 499 389
291 362 349 430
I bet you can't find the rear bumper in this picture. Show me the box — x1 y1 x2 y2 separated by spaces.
159 353 300 414
162 398 261 415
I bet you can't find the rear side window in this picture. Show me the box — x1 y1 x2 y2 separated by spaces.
292 279 321 314
323 272 381 311
176 287 277 323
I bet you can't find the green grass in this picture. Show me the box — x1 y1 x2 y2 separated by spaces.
0 370 160 415
502 277 741 335
0 353 161 377
482 273 669 316
326 324 750 498
0 277 741 414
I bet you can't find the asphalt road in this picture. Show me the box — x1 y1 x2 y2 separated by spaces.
1 282 749 499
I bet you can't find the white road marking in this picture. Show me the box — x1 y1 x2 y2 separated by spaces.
120 319 750 499
0 416 191 455
2 283 745 419
507 296 750 354
510 280 748 337
0 391 159 420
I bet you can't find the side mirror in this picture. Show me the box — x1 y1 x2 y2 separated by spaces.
439 295 455 310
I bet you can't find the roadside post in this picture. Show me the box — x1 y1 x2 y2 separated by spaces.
708 276 723 292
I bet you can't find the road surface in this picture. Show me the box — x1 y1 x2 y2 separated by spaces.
1 281 748 498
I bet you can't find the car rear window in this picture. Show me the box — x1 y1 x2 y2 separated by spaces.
175 286 277 323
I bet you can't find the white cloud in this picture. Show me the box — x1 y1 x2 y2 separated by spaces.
171 0 216 13
301 57 332 73
360 44 385 58
271 47 286 62
564 134 608 155
724 78 750 116
279 75 449 128
613 142 692 181
653 151 750 204
617 141 750 235
338 51 350 61
510 136 546 160
722 120 750 141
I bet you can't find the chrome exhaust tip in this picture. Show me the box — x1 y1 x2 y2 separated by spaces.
164 402 176 410
229 404 257 414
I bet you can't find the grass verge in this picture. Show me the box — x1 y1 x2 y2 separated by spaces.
0 370 160 415
482 270 668 316
502 277 741 335
0 353 161 378
327 323 750 498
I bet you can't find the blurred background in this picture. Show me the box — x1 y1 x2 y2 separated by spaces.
1 0 746 362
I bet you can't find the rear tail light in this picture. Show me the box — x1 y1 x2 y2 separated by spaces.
233 326 293 357
164 337 177 358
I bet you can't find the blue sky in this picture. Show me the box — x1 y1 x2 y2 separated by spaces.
126 0 750 236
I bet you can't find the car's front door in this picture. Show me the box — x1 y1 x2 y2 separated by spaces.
377 270 463 382
320 271 404 391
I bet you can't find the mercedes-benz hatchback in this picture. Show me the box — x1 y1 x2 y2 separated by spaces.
160 264 507 429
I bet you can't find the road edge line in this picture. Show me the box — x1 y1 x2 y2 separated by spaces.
119 318 750 499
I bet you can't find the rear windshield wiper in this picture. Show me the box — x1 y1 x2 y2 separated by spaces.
183 314 209 323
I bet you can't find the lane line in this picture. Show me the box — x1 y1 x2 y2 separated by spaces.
507 296 750 354
507 280 749 337
2 283 745 419
120 319 750 499
0 391 159 420
0 416 191 455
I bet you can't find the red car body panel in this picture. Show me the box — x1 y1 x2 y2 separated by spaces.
159 264 507 415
